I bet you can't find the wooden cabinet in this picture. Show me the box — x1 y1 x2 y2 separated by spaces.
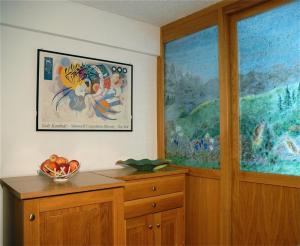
2 168 187 246
37 189 121 246
1 172 125 246
97 168 187 246
126 208 184 246
126 214 154 246
123 174 186 246
160 209 184 246
124 175 185 201
40 203 114 245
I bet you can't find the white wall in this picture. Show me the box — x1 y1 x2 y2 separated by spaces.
1 25 158 176
0 1 159 244
1 1 160 56
0 0 159 176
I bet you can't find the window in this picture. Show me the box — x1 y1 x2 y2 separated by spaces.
237 1 300 175
164 26 220 169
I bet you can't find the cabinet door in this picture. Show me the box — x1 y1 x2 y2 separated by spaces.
158 208 184 246
23 188 124 246
126 215 154 246
40 202 114 246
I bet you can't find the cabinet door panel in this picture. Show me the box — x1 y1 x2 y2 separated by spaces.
126 215 154 246
40 210 64 246
160 208 184 246
40 202 113 246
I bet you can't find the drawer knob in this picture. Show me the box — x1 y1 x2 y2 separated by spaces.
152 186 157 191
148 224 153 229
29 213 35 221
152 202 157 208
156 224 161 228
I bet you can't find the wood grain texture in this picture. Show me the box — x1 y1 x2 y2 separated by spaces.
39 189 114 212
126 215 154 246
40 209 64 246
229 8 243 246
23 199 40 246
153 213 162 246
124 172 185 246
124 175 185 201
161 10 218 43
113 188 126 246
223 0 269 14
3 185 124 245
186 175 220 245
188 167 220 180
160 208 185 246
161 0 241 43
126 208 184 246
157 54 165 158
233 182 300 245
124 192 184 219
230 0 291 21
3 186 23 246
240 171 300 189
96 167 187 181
0 172 125 199
218 6 233 245
40 202 114 246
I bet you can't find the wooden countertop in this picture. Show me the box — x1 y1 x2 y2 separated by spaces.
94 166 188 181
1 172 125 200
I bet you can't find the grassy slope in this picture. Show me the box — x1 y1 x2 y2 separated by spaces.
168 99 220 169
169 83 300 175
177 99 220 138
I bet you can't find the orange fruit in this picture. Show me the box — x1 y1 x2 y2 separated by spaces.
69 160 79 173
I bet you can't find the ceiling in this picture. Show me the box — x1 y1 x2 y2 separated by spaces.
74 0 220 27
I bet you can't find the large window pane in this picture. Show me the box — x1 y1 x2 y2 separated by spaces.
164 26 220 169
238 1 300 175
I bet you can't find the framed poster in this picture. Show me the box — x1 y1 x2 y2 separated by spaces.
37 49 133 131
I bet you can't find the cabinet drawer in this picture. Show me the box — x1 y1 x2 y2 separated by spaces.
124 192 184 219
124 175 185 201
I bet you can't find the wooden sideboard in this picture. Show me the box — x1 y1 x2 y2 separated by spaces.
1 167 187 246
97 167 188 246
1 172 126 246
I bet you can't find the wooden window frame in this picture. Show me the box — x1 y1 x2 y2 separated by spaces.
158 0 299 244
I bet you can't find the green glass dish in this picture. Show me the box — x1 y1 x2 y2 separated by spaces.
116 159 170 171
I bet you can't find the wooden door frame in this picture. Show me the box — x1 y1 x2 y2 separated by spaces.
229 0 300 190
158 0 299 244
229 1 300 243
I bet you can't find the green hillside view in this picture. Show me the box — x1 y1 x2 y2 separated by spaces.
166 82 300 175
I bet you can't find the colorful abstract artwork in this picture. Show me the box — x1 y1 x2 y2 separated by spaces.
37 50 132 131
237 1 300 175
164 26 220 169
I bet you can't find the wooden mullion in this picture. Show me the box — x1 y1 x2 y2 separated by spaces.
223 0 269 14
157 55 165 158
229 0 292 21
161 11 218 43
218 6 233 245
161 0 240 43
228 9 242 245
240 172 300 189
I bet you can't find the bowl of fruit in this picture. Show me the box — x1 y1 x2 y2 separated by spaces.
38 154 80 183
